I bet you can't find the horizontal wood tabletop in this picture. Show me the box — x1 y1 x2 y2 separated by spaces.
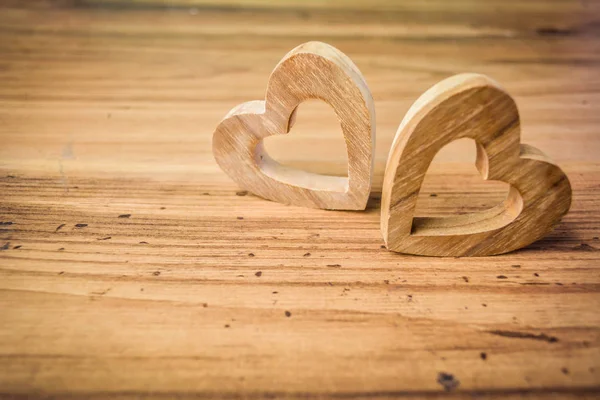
0 1 599 398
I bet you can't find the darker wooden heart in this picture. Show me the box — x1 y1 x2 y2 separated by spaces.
381 73 572 256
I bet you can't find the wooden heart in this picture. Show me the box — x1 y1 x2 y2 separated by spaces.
381 73 572 256
212 42 375 210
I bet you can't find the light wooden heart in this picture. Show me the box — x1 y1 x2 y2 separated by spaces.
381 73 572 257
212 42 375 210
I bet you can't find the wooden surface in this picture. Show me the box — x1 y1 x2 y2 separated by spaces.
381 73 572 256
213 41 375 210
0 0 599 398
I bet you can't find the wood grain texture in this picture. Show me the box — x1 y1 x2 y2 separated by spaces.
381 73 572 256
213 41 375 210
0 0 599 399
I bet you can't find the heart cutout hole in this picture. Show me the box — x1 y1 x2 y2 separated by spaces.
261 100 349 184
414 138 523 235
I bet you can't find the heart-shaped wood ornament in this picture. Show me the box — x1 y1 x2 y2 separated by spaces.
213 42 375 210
381 73 572 256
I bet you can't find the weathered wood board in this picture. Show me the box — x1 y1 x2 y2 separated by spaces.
0 1 599 398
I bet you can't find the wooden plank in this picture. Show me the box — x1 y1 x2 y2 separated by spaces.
0 1 599 398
